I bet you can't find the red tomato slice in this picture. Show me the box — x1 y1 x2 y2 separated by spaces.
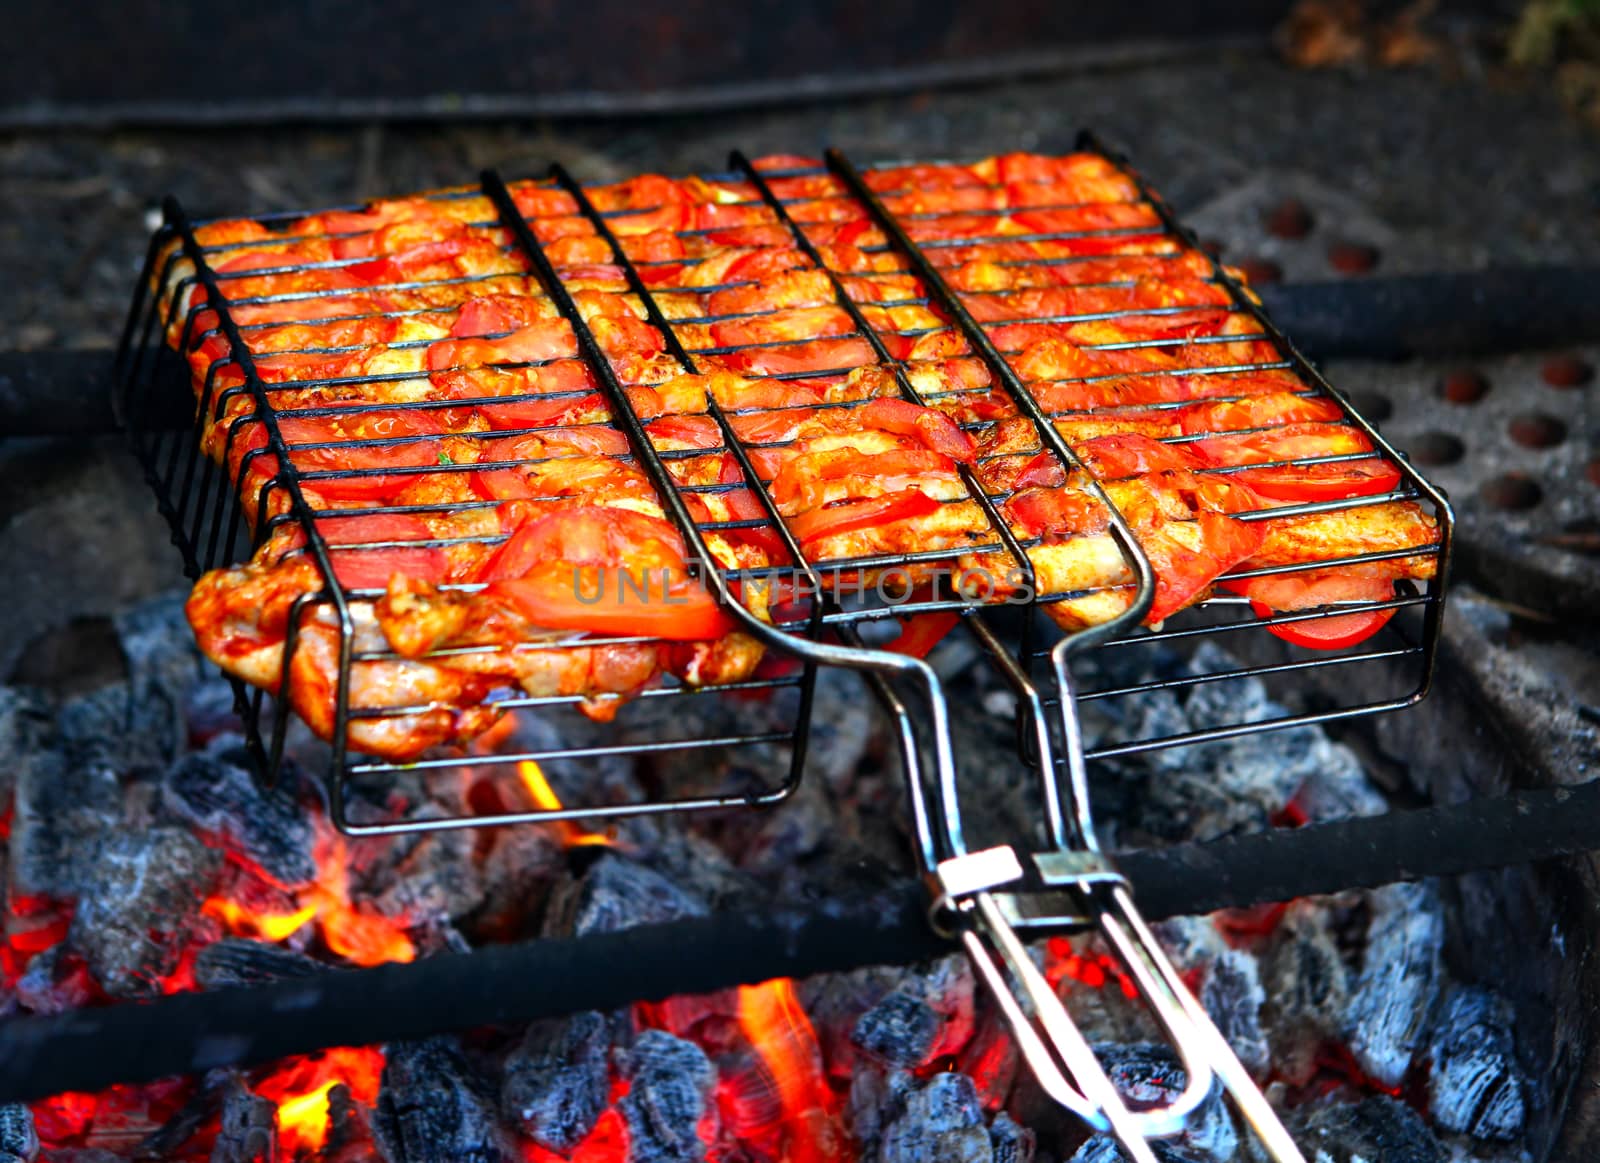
1179 393 1343 435
1142 511 1264 624
1188 424 1400 503
722 248 809 284
1013 452 1066 490
1223 570 1398 649
787 489 941 545
428 320 577 371
476 392 609 432
1004 488 1109 540
286 512 448 590
245 411 446 501
771 448 955 512
885 611 963 658
858 398 978 461
1076 434 1203 480
716 456 791 559
1232 460 1401 503
647 414 722 450
479 506 732 640
715 336 876 377
450 296 546 338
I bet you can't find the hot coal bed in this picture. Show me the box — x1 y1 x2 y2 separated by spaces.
0 587 1553 1163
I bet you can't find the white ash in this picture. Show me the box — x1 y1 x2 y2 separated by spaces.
0 1104 37 1163
1202 949 1271 1079
1345 882 1445 1090
1428 988 1528 1142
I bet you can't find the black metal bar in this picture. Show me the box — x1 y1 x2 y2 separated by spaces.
3 780 1597 1106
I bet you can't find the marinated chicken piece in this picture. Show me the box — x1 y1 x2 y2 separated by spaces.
171 150 1440 758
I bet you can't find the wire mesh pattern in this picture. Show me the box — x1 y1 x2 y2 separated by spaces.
115 138 1449 836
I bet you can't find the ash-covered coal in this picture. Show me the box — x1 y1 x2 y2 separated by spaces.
501 1011 610 1151
161 748 315 887
208 1080 275 1163
1427 988 1528 1141
1345 881 1445 1089
0 1104 38 1163
616 1029 715 1163
373 1038 504 1163
1298 1095 1448 1163
66 827 221 997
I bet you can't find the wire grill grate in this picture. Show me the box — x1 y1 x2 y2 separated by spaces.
115 138 1449 835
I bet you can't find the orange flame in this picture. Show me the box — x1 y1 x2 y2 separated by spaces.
518 761 613 849
306 828 417 967
204 829 415 968
255 1046 385 1156
202 898 318 943
735 979 845 1163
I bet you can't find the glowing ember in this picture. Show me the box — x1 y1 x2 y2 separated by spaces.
202 827 416 967
255 1046 385 1156
736 979 845 1163
276 1081 339 1153
518 760 613 849
201 897 317 943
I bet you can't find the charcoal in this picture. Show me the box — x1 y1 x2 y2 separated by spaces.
1149 917 1227 976
853 990 942 1069
1201 949 1270 1078
325 1081 376 1157
1345 882 1444 1089
193 939 325 990
12 944 94 1014
66 827 222 997
802 669 876 790
209 1080 276 1163
471 824 563 937
1261 903 1350 1087
501 1011 610 1151
373 1037 504 1163
0 686 52 796
616 1029 716 1163
848 1068 917 1157
132 1072 229 1161
1067 1138 1206 1163
114 591 202 765
543 852 707 938
365 809 485 924
9 745 120 899
1299 1095 1447 1163
1427 987 1527 1141
1288 739 1387 823
987 1113 1034 1163
1093 1044 1236 1163
0 1104 37 1163
1180 643 1278 730
638 832 758 912
161 750 315 887
849 954 976 1072
878 1072 990 1163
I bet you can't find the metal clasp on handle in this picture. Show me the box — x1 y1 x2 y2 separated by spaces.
907 623 1309 1163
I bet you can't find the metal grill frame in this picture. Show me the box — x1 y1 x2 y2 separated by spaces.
114 139 1451 843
